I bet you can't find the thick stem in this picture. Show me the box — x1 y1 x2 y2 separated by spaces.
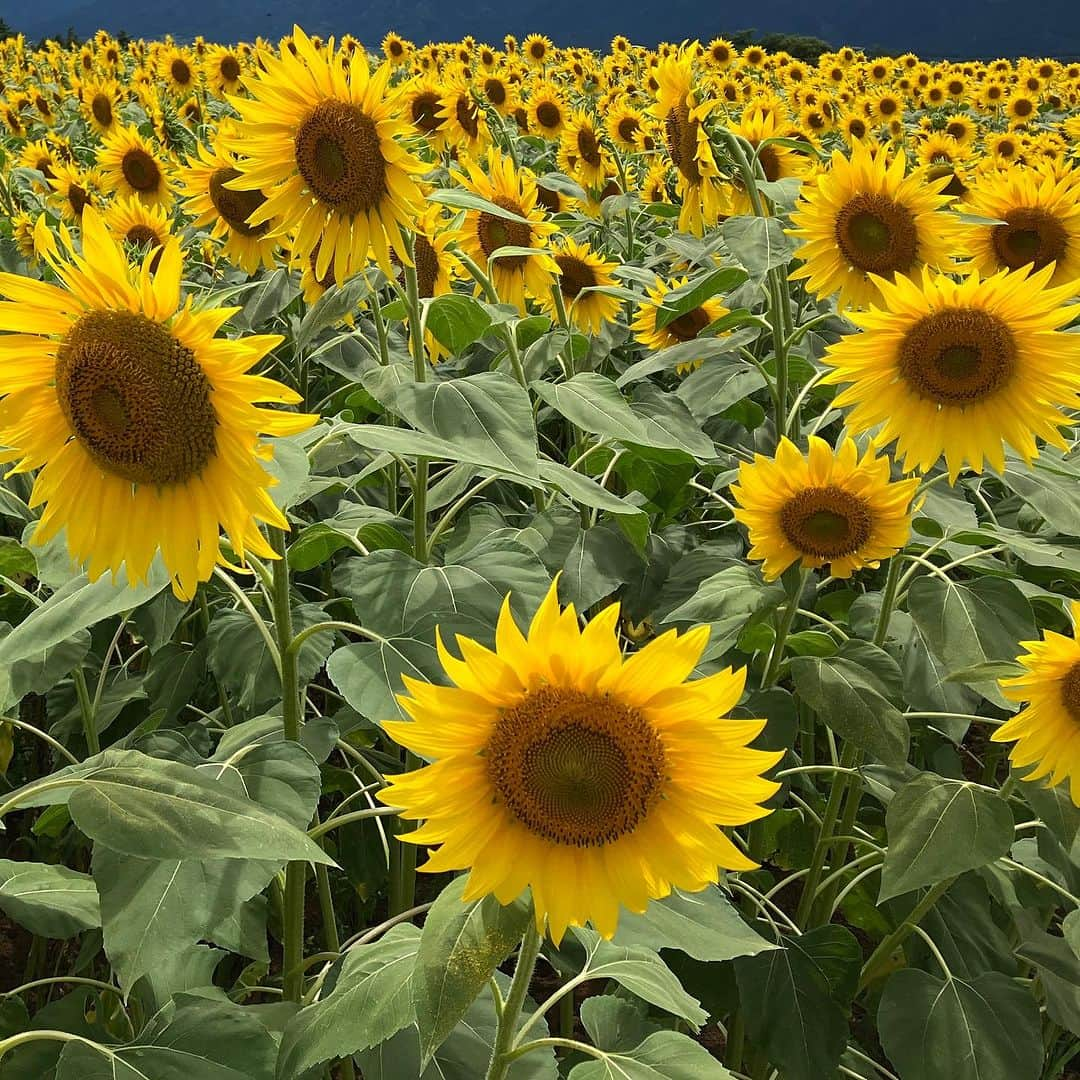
813 751 865 922
72 668 99 756
873 556 904 648
486 920 543 1080
761 569 807 688
271 529 306 1003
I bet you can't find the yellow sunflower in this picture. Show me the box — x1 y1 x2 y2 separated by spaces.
11 211 38 264
822 265 1080 482
437 75 490 156
455 149 558 311
226 26 426 282
48 162 101 223
0 208 316 600
538 237 621 335
478 71 516 116
17 139 57 186
961 165 1080 287
205 45 245 95
102 195 173 270
80 77 122 135
402 206 465 362
97 126 174 210
527 81 569 139
179 134 279 274
401 75 449 143
522 34 553 67
381 32 410 66
993 602 1080 804
606 102 649 152
788 140 957 310
632 277 729 374
159 45 200 97
558 112 610 190
731 436 918 580
378 577 781 942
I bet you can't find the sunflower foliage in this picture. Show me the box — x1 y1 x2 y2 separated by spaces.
2 23 1080 1080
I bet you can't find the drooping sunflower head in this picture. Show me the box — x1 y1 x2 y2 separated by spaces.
823 265 1080 481
97 125 174 210
538 236 621 335
789 139 959 310
0 208 317 599
993 601 1080 804
225 26 427 281
732 436 918 580
378 577 781 942
631 276 729 373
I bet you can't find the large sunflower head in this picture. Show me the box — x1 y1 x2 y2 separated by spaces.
732 436 918 580
993 602 1080 804
961 165 1080 287
225 26 427 282
97 126 174 210
378 577 781 942
0 209 316 599
538 236 621 335
631 276 729 374
823 265 1080 481
789 140 958 310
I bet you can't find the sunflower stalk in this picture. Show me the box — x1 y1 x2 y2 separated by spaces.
485 919 544 1080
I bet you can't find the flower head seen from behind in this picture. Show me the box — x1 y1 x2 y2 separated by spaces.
732 437 919 581
378 578 782 943
822 265 1080 482
0 208 316 600
993 603 1080 805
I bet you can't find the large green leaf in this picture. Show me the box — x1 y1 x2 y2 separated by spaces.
612 886 776 962
721 216 794 275
568 1031 736 1079
423 294 494 353
880 774 1013 901
276 924 420 1077
413 876 532 1065
579 997 661 1053
327 633 442 724
560 524 644 609
0 859 100 938
878 969 1042 1080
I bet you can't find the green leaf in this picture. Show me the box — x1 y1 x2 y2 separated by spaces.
568 1031 736 1079
879 774 1013 901
1001 453 1080 535
653 267 749 330
878 969 1042 1080
423 294 494 353
539 460 650 521
0 859 100 938
276 924 421 1077
721 216 794 276
789 645 910 767
612 886 776 962
327 633 442 723
296 274 378 350
572 928 708 1026
413 876 531 1065
427 187 536 224
734 927 860 1080
579 997 662 1053
237 267 300 329
673 360 767 424
206 739 323 830
560 525 644 610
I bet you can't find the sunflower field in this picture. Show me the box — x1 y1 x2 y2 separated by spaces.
2 22 1080 1080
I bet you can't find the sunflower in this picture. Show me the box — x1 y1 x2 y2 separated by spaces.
728 107 812 214
641 162 671 204
1006 92 1038 127
378 577 781 942
479 71 516 116
522 34 553 67
18 139 57 184
11 211 38 264
159 45 199 96
732 437 918 580
103 195 173 271
48 162 101 223
632 277 729 374
527 81 568 138
822 265 1080 482
381 32 410 66
788 140 957 310
401 75 449 142
179 134 278 274
537 237 621 335
225 26 426 282
961 166 1080 287
293 241 342 307
79 76 122 135
98 126 174 210
205 45 245 95
438 75 490 156
706 37 736 69
558 112 610 189
0 208 316 600
606 102 650 152
400 206 464 362
455 149 558 311
993 602 1080 804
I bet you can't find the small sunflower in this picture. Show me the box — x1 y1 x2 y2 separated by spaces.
522 34 553 67
159 45 200 96
400 206 464 362
438 75 490 156
0 208 316 600
381 32 410 66
205 45 245 95
822 265 1080 481
632 276 729 374
80 77 122 135
103 195 173 271
527 82 568 139
607 102 649 152
378 577 781 942
48 162 101 223
456 149 558 311
558 112 610 189
17 139 57 185
732 436 918 580
538 237 621 335
789 140 957 310
402 75 449 142
11 212 38 264
961 165 1080 287
226 26 427 282
98 126 174 209
1006 92 1039 127
478 71 516 116
993 603 1080 804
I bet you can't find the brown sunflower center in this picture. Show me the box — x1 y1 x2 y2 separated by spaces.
667 306 711 341
665 106 702 184
125 224 160 247
834 193 919 276
208 166 270 237
555 254 598 299
577 126 602 166
410 92 442 133
898 308 1017 405
780 485 874 558
171 58 192 85
308 243 336 289
295 99 387 215
1060 663 1080 724
486 686 666 847
476 195 532 267
56 311 217 486
925 163 967 199
122 148 162 194
534 185 561 213
91 93 113 126
455 95 479 138
68 184 91 216
991 207 1068 273
617 116 640 142
219 55 241 82
414 234 441 298
535 101 561 130
484 77 506 106
758 145 782 183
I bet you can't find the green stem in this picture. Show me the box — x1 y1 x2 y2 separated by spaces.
72 668 99 756
725 1010 746 1073
486 920 543 1080
873 556 904 647
368 285 391 367
761 568 807 687
858 877 956 990
271 528 306 1003
814 751 865 921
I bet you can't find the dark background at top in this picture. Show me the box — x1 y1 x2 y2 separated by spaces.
5 0 1080 59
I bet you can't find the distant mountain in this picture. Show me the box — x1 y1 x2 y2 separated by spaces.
10 0 1080 59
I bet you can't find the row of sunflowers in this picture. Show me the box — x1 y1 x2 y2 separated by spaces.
1 22 1080 1080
